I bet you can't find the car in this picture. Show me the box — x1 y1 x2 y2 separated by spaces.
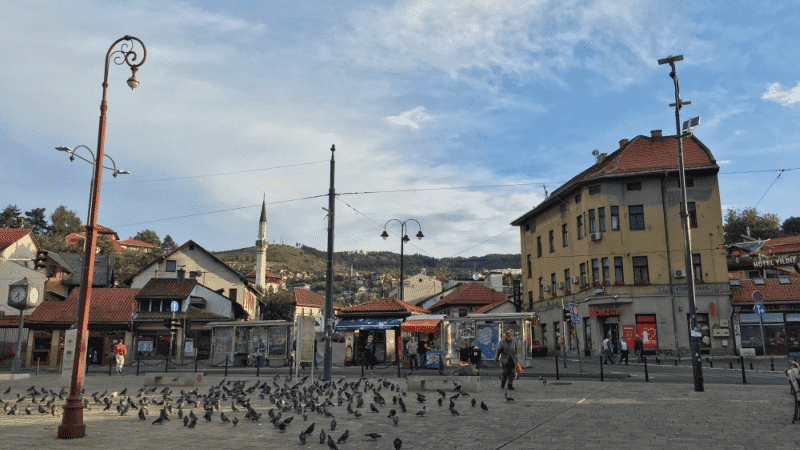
331 333 345 342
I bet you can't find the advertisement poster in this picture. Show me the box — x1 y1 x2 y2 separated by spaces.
636 315 658 348
269 327 287 357
622 324 635 350
476 325 499 359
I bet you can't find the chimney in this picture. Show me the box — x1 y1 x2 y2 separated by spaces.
619 139 629 149
650 130 662 140
177 269 186 283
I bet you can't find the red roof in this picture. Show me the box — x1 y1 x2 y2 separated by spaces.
45 281 69 298
435 277 448 283
81 224 120 240
136 278 197 298
118 238 156 248
429 282 506 311
0 228 37 253
339 297 429 314
473 300 510 314
584 135 714 178
245 269 282 280
0 315 21 328
294 288 325 307
66 232 125 252
752 236 800 257
27 288 139 324
730 278 800 302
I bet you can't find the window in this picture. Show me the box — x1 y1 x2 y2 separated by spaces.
562 224 569 247
627 182 641 191
575 193 582 203
580 263 587 285
602 257 610 283
591 259 599 284
577 215 584 240
633 256 649 283
611 206 619 231
599 207 606 232
549 230 555 253
560 204 567 212
551 273 557 295
629 205 645 230
537 236 542 257
229 289 238 302
527 255 532 278
166 260 177 272
614 257 624 284
564 269 571 288
539 278 544 297
685 177 694 187
524 223 530 232
687 202 697 228
589 209 596 233
528 291 533 304
692 254 702 282
589 185 600 195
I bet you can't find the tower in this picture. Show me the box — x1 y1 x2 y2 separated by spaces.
255 199 268 291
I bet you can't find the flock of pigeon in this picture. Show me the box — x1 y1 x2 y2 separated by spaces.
2 374 515 449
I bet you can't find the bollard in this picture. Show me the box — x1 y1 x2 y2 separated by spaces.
740 356 747 384
644 356 649 382
109 359 113 376
36 360 39 376
771 358 774 372
729 361 733 369
674 359 678 366
137 357 141 376
224 355 229 377
361 355 365 378
656 357 660 365
165 354 169 373
195 354 198 373
749 362 753 370
555 353 560 380
709 359 713 368
600 356 604 382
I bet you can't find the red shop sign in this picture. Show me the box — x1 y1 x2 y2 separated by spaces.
589 308 622 316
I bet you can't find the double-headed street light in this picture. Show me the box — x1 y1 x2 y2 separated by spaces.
58 35 146 440
380 219 424 302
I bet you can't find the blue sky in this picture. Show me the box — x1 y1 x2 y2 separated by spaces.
2 1 799 260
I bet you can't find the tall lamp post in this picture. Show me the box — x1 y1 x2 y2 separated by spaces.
380 219 424 302
58 35 146 440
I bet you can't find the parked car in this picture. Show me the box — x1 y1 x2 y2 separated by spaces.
331 332 345 342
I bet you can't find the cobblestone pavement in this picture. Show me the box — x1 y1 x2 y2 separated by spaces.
1 371 799 450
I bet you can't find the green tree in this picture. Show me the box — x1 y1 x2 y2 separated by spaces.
161 234 177 253
24 207 50 235
50 206 82 237
134 229 161 247
37 234 78 253
116 247 165 281
0 204 22 228
68 234 118 257
723 207 783 244
783 216 800 236
259 288 295 321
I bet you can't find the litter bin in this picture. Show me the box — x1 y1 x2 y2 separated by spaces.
469 348 482 368
426 351 444 369
459 348 470 363
233 353 248 366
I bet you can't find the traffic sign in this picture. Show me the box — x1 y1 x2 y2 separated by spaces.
753 292 763 303
753 304 766 316
569 303 580 323
170 301 179 312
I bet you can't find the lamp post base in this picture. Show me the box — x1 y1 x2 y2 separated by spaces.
58 398 86 439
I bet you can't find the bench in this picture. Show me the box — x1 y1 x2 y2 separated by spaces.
407 375 481 393
786 364 800 424
143 373 204 387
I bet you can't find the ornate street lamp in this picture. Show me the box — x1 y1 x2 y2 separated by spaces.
380 219 424 302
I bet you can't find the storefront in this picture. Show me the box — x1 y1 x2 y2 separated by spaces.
208 320 292 366
400 315 444 366
336 318 403 365
436 313 538 368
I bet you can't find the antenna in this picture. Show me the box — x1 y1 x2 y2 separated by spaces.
543 185 549 197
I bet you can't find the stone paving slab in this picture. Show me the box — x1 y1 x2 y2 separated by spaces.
1 372 799 449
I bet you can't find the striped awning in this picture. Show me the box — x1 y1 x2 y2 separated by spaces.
401 319 441 333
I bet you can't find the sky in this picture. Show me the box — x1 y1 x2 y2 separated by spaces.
2 0 799 261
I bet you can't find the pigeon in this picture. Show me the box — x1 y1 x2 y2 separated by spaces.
353 411 362 418
303 410 309 421
188 418 197 428
299 432 307 444
189 410 198 421
232 416 239 427
505 393 515 402
387 409 396 418
183 415 190 426
346 403 353 414
437 398 443 407
450 408 460 416
471 398 477 407
365 432 382 440
25 405 32 415
138 408 147 420
152 415 166 425
416 406 426 416
204 410 212 421
398 397 406 413
370 403 379 413
319 430 327 444
120 388 127 396
331 419 337 430
3 387 10 394
38 404 48 414
392 415 399 426
416 393 426 403
220 412 230 423
327 434 339 450
337 429 349 444
394 437 402 449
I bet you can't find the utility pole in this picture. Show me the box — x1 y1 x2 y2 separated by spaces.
658 54 704 392
323 145 336 381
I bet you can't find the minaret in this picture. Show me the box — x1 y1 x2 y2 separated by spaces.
255 199 268 291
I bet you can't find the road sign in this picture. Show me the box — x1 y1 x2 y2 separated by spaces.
569 303 580 323
753 292 763 303
170 301 179 312
753 304 766 316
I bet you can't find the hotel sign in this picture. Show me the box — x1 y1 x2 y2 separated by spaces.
590 308 622 316
753 256 797 268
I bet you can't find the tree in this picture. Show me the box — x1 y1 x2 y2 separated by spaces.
24 208 50 235
69 234 118 257
116 247 165 281
161 234 177 253
783 217 800 236
0 204 22 228
259 288 295 321
50 206 82 237
134 229 161 247
723 207 783 244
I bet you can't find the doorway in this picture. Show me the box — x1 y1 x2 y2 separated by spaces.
603 322 619 353
87 337 104 365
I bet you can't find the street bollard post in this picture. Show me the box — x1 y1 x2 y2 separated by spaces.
194 354 198 373
555 353 560 380
600 356 604 382
224 355 229 377
137 357 140 376
644 356 649 382
771 358 774 371
740 356 747 384
165 354 169 373
108 359 113 376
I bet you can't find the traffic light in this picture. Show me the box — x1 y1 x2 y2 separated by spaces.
170 318 182 331
185 319 191 334
563 309 571 322
34 250 49 270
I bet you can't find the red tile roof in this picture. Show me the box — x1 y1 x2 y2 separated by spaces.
338 297 429 314
472 300 510 314
81 224 120 240
730 278 800 302
45 281 69 298
245 269 282 280
136 278 197 298
66 232 125 252
752 236 800 257
118 238 156 248
0 315 21 328
294 288 325 307
429 282 506 311
0 228 38 252
435 277 448 283
27 288 139 324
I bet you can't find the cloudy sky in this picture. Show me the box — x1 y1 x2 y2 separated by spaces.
2 1 799 260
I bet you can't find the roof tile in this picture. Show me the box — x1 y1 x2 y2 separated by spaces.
0 228 37 253
338 297 429 314
730 278 800 302
429 282 506 311
27 288 139 323
136 278 197 298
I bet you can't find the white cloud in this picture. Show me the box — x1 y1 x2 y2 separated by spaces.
762 82 800 105
717 160 731 164
385 106 433 129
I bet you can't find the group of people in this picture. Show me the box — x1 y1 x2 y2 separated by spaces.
602 334 645 364
405 335 434 370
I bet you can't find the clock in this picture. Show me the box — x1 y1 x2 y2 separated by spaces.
28 287 39 304
9 286 26 306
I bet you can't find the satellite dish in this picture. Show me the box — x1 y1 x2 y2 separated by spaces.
472 273 480 280
591 149 600 156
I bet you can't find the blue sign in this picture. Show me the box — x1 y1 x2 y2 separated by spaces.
170 301 179 312
753 304 766 316
569 303 580 323
753 292 763 303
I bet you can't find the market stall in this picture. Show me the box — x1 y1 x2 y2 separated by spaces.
208 320 293 366
438 312 539 368
335 318 402 365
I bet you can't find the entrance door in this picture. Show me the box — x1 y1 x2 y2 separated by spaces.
603 323 619 353
87 337 104 365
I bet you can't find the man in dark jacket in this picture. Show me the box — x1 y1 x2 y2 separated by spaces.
494 329 519 390
634 334 644 363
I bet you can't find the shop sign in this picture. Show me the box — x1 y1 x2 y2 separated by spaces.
753 256 797 268
589 308 622 316
672 284 716 295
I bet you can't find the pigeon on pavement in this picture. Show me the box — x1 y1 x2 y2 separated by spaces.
364 433 381 440
415 406 426 416
394 437 402 449
505 393 515 402
337 430 349 444
481 401 489 411
138 408 146 420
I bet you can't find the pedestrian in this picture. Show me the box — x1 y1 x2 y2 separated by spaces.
255 339 265 368
365 335 377 369
407 337 418 370
417 336 430 369
634 333 644 363
494 329 519 390
619 339 629 364
113 339 127 374
602 337 614 364
313 338 320 369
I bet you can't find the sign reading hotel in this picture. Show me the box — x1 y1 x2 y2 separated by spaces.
753 256 797 268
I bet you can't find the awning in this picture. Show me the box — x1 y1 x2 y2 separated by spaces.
401 319 441 333
336 318 402 331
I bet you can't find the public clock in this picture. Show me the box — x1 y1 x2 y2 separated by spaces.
9 285 27 306
28 287 39 305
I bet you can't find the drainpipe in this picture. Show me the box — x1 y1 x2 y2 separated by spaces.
661 173 681 354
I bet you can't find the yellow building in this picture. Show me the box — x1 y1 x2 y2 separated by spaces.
511 131 730 357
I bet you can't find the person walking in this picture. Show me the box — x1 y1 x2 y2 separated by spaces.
365 335 377 369
602 337 614 364
495 329 519 390
619 339 629 364
417 336 430 369
113 339 127 374
313 338 319 369
255 338 266 368
634 334 644 363
407 337 418 371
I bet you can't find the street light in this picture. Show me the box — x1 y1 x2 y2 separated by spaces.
58 35 146 440
380 219 424 302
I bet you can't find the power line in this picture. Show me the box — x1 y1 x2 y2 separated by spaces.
450 228 516 258
754 169 785 208
105 160 328 184
334 196 431 256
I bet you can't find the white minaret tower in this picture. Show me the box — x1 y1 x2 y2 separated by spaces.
255 199 268 291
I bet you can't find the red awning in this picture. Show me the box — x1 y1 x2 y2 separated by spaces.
401 319 441 333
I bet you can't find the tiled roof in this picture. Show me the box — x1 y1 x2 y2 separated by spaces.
27 288 139 324
245 269 282 279
338 297 429 314
435 277 448 283
66 232 125 252
0 315 22 328
752 236 800 256
81 224 120 239
45 281 69 298
118 238 156 247
0 228 38 252
294 288 325 307
473 300 510 314
730 278 800 302
136 278 197 298
429 282 506 311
